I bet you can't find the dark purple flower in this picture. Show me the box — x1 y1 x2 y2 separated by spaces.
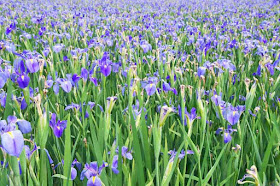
186 108 199 124
100 64 111 77
72 74 81 84
17 74 30 89
253 65 261 76
81 68 88 81
111 155 119 174
49 113 67 138
162 81 171 92
63 56 69 61
90 77 98 86
44 148 54 164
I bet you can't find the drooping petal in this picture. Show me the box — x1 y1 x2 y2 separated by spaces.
145 83 156 96
87 176 102 186
61 81 72 93
26 59 39 73
71 167 77 180
223 132 232 143
17 120 32 134
1 130 24 157
17 74 30 89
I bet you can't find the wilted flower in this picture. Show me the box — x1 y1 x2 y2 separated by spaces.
159 105 173 127
238 165 259 185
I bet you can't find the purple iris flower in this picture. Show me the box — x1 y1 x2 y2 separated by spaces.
253 65 261 76
70 159 82 180
43 48 50 57
145 83 156 96
178 106 200 125
26 59 40 73
49 113 67 138
140 41 152 53
109 146 133 174
63 56 69 62
99 52 112 77
17 73 30 89
1 130 24 157
186 108 200 124
0 72 8 88
53 44 64 53
65 103 80 111
0 116 30 157
72 74 81 84
162 81 171 92
44 148 54 164
60 80 72 93
100 64 111 77
111 155 119 174
197 67 206 78
25 144 37 160
81 68 89 81
226 109 241 125
17 120 32 134
80 161 108 186
265 63 274 75
53 83 60 95
216 126 237 143
112 62 121 73
168 149 194 161
90 77 98 86
116 146 133 160
211 93 224 106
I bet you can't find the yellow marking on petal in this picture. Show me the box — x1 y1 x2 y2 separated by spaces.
150 84 153 88
233 111 236 116
215 95 217 98
57 126 60 130
21 75 24 80
92 176 96 183
7 131 14 138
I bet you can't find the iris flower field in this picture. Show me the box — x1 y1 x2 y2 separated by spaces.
0 0 280 185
